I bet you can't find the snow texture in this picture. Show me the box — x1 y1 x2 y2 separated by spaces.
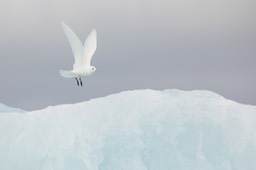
0 89 256 170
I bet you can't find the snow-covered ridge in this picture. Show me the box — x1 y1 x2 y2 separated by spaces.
0 89 256 170
0 103 25 113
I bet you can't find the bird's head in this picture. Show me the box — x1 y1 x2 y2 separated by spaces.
90 66 97 72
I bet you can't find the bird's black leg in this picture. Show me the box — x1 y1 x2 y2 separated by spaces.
75 77 80 86
79 78 83 86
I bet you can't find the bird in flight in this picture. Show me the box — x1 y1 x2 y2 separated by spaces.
59 22 97 86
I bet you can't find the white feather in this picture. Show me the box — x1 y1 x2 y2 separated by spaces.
62 23 84 70
60 23 97 81
83 29 97 67
62 23 97 70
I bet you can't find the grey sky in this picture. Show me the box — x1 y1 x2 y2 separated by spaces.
0 0 255 110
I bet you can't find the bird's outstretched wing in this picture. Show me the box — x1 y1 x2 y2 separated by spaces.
62 22 83 70
82 29 97 67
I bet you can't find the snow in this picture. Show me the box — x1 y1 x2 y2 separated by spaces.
0 89 256 170
0 103 25 113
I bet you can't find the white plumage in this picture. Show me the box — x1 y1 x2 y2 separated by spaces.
59 22 97 86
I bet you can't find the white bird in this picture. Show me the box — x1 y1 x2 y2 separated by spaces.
59 22 97 86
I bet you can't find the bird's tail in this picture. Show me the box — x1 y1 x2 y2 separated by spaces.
59 70 76 78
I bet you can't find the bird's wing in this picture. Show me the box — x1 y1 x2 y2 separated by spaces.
62 22 84 70
82 29 97 67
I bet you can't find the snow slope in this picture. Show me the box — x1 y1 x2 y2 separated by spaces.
0 103 25 113
0 89 255 170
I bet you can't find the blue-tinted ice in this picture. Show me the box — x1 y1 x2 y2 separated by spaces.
0 89 255 169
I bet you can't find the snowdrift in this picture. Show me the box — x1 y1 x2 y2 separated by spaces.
0 89 256 170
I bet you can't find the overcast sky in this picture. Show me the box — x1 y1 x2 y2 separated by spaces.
0 0 255 110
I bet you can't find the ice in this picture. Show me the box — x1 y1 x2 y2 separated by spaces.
0 103 25 113
0 89 256 170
